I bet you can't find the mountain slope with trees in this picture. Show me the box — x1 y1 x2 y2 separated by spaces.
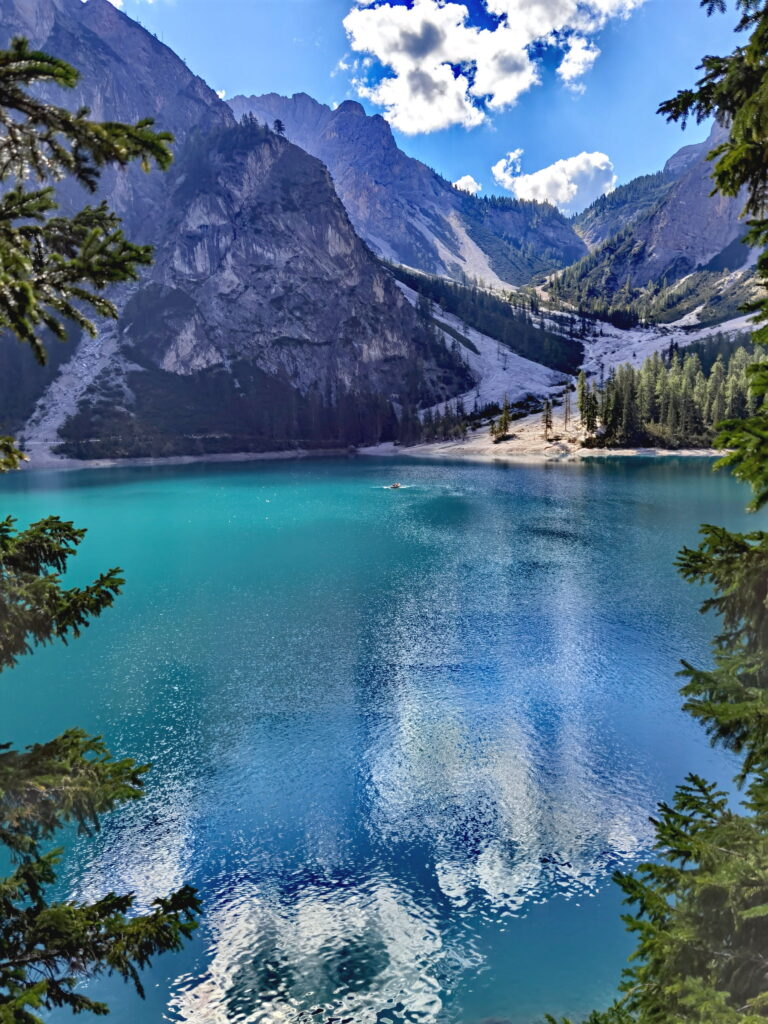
552 121 754 327
391 264 585 375
53 117 473 458
571 170 679 249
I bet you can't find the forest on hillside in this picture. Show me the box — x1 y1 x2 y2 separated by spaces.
549 227 755 330
579 334 758 448
389 263 585 374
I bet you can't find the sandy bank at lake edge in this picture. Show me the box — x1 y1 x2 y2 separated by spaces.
359 411 727 465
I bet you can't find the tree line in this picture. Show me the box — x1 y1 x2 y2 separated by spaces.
577 338 760 448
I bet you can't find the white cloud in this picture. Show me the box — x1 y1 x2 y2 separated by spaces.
342 0 644 133
216 89 226 99
453 174 482 195
344 0 491 132
557 36 599 91
491 149 616 212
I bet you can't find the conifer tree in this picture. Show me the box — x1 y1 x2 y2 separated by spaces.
0 39 200 1023
498 393 511 440
552 2 768 1020
542 399 553 440
577 370 588 420
564 387 572 432
582 383 599 434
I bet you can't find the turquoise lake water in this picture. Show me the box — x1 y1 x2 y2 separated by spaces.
1 456 756 1024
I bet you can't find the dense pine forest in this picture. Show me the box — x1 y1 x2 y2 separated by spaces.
579 334 759 448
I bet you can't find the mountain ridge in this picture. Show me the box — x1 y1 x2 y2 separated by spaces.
2 0 474 459
552 122 753 324
229 91 587 287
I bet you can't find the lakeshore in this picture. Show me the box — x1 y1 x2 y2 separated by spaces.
17 413 726 474
359 411 727 466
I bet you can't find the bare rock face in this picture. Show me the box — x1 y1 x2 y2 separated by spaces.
556 122 750 308
0 0 234 239
631 123 746 285
1 0 472 457
230 92 586 286
123 121 463 399
663 131 715 177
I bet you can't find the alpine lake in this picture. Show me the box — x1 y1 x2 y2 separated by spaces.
2 454 756 1024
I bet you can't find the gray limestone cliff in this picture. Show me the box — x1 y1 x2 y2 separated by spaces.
229 92 586 286
0 0 471 458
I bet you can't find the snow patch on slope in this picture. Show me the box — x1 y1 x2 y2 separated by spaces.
581 312 754 375
20 324 122 462
397 282 567 416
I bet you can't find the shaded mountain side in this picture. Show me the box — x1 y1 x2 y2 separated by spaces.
0 335 72 436
551 123 751 325
51 121 474 459
2 0 473 458
229 92 586 286
0 0 234 238
0 0 234 436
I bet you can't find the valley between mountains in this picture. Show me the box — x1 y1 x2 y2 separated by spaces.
0 0 758 466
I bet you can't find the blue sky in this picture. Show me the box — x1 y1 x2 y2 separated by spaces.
113 0 738 212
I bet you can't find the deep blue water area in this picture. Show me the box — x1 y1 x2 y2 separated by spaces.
1 455 757 1024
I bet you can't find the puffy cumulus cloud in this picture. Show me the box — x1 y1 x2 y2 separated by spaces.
453 173 482 194
354 63 485 134
491 149 616 212
484 0 643 41
557 36 600 92
342 0 644 133
344 0 491 132
491 146 524 184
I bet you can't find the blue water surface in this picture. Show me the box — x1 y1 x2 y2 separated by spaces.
1 455 756 1024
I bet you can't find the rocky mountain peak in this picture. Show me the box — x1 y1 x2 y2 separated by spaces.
663 120 725 177
229 91 586 285
334 99 366 117
1 6 473 459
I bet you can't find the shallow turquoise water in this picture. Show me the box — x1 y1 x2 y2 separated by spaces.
1 456 755 1024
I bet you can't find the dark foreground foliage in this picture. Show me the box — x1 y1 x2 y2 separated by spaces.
551 2 768 1021
0 39 200 1023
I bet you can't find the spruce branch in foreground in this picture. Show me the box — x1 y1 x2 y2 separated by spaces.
0 37 199 1024
554 1 768 1020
